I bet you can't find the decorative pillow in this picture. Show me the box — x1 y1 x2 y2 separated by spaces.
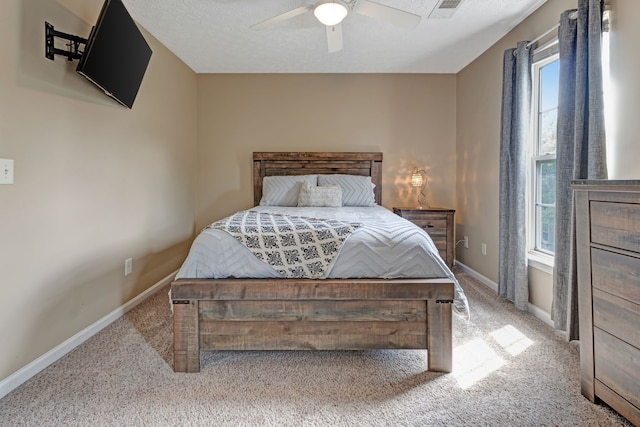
297 180 342 207
260 175 317 206
317 174 376 207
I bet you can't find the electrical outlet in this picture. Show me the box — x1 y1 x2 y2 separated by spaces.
463 236 469 249
0 159 14 185
481 243 487 256
125 257 133 276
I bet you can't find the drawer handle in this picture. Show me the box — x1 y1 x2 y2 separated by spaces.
422 224 435 229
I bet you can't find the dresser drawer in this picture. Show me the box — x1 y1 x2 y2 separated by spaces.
591 248 640 306
402 216 447 236
398 211 447 222
430 236 446 249
411 222 446 237
593 288 640 349
594 327 640 410
429 236 447 261
591 201 640 253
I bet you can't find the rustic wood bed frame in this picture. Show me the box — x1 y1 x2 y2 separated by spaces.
171 152 455 373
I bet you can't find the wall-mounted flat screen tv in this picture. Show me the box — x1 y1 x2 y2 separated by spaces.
76 0 152 108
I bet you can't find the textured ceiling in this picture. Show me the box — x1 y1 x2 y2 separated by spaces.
61 0 550 74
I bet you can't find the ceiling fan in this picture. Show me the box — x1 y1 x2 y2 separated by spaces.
250 0 421 53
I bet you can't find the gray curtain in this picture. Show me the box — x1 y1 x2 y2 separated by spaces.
552 0 607 341
499 41 532 311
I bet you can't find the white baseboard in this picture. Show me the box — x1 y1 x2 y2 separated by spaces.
454 260 498 293
454 260 554 328
0 270 177 400
526 301 554 328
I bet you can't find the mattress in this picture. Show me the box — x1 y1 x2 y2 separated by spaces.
176 205 469 315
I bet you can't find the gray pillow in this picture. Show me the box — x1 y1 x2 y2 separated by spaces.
297 180 342 207
259 175 317 206
317 174 375 207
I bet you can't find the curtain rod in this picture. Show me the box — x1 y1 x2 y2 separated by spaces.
526 5 610 49
525 10 578 49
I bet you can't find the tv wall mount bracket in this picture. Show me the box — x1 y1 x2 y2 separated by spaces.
45 22 87 61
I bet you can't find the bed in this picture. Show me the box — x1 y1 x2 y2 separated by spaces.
171 152 466 373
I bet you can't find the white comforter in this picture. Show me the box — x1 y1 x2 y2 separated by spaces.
176 205 469 315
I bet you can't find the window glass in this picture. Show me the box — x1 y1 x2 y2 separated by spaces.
531 56 559 256
536 159 556 253
538 160 556 205
538 60 559 156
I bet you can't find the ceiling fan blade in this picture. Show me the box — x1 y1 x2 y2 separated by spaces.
326 23 343 53
250 5 314 30
355 0 421 28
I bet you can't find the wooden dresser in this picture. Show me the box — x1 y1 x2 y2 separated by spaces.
573 180 640 426
392 207 455 268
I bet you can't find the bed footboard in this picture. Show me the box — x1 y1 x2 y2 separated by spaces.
171 278 454 374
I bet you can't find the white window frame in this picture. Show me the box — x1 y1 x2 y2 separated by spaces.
528 47 559 272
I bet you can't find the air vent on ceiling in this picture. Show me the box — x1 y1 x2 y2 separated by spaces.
428 0 465 19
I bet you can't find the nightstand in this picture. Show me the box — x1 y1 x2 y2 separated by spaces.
393 207 455 268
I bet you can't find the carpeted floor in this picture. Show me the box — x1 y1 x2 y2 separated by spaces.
0 269 632 426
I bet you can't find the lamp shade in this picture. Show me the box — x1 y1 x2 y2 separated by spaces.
411 168 429 208
411 171 424 187
314 1 348 26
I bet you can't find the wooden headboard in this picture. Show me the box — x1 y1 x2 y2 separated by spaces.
253 152 383 206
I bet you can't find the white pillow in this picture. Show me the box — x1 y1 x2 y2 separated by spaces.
259 175 317 206
317 174 376 207
297 180 342 207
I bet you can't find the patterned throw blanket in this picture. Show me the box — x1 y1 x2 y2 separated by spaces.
208 210 362 278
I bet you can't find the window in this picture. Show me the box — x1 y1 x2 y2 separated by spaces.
530 53 559 260
527 11 610 270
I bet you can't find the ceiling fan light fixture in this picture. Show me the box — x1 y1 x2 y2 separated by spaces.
314 0 348 26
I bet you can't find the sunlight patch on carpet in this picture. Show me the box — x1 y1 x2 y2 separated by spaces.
490 325 534 356
452 338 505 390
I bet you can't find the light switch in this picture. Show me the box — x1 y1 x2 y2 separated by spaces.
0 159 13 185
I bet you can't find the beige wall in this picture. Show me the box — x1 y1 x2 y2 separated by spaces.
196 74 457 229
455 0 640 315
607 0 640 179
0 0 197 382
